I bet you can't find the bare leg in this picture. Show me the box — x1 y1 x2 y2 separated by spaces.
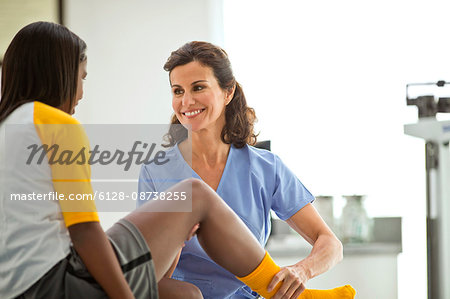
157 249 203 299
124 178 265 281
158 278 203 299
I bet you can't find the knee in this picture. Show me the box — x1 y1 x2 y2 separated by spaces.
183 283 203 299
183 178 214 202
178 178 218 215
158 279 203 299
189 178 218 208
184 178 209 192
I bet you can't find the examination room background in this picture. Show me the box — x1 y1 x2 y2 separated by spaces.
2 1 450 299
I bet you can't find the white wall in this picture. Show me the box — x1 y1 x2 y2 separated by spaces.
64 0 224 228
65 0 224 125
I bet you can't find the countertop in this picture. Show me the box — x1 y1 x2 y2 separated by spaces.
267 216 402 257
266 235 402 257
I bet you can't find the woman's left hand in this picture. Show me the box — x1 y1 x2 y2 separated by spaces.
267 264 309 299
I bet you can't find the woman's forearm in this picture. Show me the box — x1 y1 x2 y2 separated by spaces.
285 204 344 281
296 233 343 281
68 222 134 299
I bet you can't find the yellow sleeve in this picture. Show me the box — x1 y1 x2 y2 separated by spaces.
33 101 99 227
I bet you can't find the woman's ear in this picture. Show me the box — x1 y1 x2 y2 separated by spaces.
225 85 236 105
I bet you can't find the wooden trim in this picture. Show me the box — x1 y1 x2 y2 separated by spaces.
58 0 64 25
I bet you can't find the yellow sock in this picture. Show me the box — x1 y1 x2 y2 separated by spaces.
299 285 356 299
236 251 356 299
236 251 282 298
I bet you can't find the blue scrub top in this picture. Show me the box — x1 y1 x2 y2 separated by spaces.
138 143 314 299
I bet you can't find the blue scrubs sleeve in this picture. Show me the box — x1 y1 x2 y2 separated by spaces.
271 155 315 220
137 165 156 207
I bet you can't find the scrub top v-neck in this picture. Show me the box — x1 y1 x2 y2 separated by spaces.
138 143 314 299
175 142 233 194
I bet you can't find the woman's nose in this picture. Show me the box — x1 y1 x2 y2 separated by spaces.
182 92 195 106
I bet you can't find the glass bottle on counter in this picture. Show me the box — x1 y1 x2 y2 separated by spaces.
340 195 372 243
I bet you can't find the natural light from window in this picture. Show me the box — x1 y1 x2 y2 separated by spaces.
224 1 450 298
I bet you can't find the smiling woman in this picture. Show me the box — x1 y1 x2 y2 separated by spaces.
138 41 349 299
170 61 231 132
163 42 257 149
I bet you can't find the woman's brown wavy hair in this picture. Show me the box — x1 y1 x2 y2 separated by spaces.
163 41 257 148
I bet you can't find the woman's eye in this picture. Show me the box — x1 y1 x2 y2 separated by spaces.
193 85 204 91
173 89 184 95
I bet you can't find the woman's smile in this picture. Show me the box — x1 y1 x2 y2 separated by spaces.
182 108 206 118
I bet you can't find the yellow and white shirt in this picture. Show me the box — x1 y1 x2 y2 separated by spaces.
0 101 99 299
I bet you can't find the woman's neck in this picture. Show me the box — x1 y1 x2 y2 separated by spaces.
185 129 230 167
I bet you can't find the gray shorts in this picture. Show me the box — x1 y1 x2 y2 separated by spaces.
16 219 158 299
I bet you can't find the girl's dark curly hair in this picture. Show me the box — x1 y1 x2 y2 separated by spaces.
163 41 257 148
